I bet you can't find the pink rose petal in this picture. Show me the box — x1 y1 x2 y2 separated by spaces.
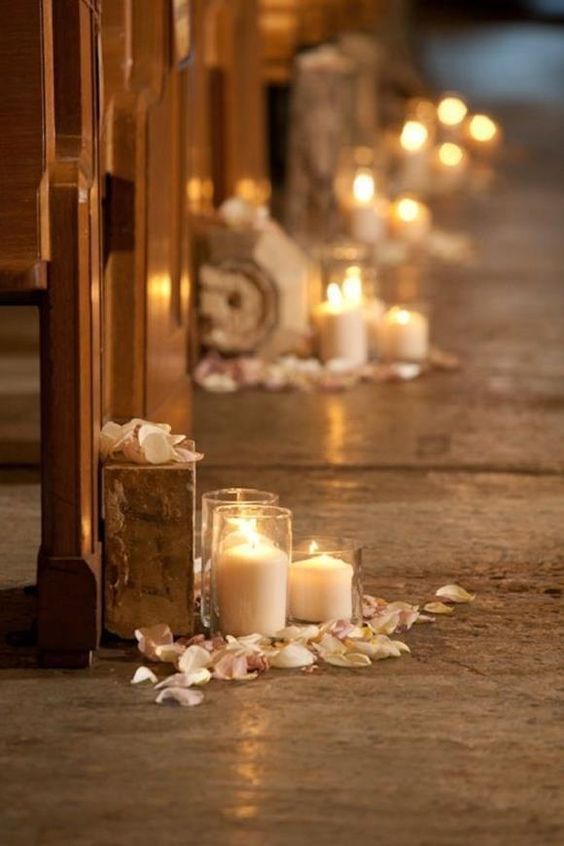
135 623 173 661
155 687 204 707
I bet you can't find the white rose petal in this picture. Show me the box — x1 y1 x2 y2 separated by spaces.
178 644 213 675
423 601 455 615
324 652 371 668
155 687 204 707
269 643 315 669
130 666 158 685
435 584 476 604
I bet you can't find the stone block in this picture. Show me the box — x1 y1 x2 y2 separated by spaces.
103 462 195 638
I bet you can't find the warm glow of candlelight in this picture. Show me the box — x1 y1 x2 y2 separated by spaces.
468 114 498 143
392 307 412 326
309 540 319 555
437 96 468 127
342 266 363 305
396 197 421 223
352 169 375 204
400 120 429 152
327 282 344 308
438 142 465 168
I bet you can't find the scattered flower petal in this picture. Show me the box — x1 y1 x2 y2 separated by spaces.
178 644 213 675
155 687 204 707
324 652 372 668
435 584 476 604
270 643 315 669
275 624 320 642
130 666 158 685
135 623 173 661
212 652 257 681
154 668 211 690
423 602 455 615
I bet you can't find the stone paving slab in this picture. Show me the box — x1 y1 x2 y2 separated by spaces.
0 470 563 845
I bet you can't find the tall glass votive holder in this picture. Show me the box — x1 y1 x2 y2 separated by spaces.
289 537 363 625
211 504 292 637
200 489 279 629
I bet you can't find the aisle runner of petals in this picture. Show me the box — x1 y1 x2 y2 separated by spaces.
131 583 475 707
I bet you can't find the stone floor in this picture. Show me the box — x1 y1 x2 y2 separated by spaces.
2 15 564 846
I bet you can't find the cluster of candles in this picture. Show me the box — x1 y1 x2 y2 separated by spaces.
314 264 429 367
201 490 362 636
340 92 500 248
315 92 500 367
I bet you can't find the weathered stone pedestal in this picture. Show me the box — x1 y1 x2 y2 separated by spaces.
103 462 195 638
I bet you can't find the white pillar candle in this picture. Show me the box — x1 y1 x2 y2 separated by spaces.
389 196 432 245
437 94 468 142
434 142 468 191
377 305 429 362
364 296 386 356
289 553 353 622
398 120 430 191
314 282 368 366
348 168 386 245
216 535 288 636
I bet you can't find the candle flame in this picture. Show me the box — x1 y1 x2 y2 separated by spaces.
352 170 375 204
469 114 498 143
327 282 343 308
438 142 465 168
342 266 363 305
309 540 319 554
400 120 428 152
396 197 420 223
391 307 412 326
437 95 468 127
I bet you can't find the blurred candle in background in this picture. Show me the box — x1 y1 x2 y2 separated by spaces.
465 113 501 157
314 280 368 366
376 305 429 363
389 195 432 244
434 142 469 191
399 119 430 191
437 94 468 141
349 167 387 245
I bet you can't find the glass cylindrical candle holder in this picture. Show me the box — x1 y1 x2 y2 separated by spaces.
211 504 292 637
376 303 430 364
200 489 279 629
289 537 363 624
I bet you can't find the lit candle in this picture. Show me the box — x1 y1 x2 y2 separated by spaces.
341 265 385 356
437 94 468 141
377 305 429 363
434 142 468 191
314 280 368 366
398 119 430 190
465 113 501 156
216 520 289 636
289 541 353 622
349 168 386 245
389 195 432 245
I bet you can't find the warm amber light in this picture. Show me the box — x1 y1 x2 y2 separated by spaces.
438 142 465 168
469 114 498 143
327 282 343 308
342 266 363 305
400 120 428 152
309 540 319 555
352 169 375 204
391 307 412 326
396 197 421 223
437 96 468 127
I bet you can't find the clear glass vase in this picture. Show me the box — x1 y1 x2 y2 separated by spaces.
289 536 363 624
200 488 279 630
210 504 292 637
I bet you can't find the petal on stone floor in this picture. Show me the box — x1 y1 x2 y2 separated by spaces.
435 584 476 603
130 666 158 685
135 623 174 661
155 688 204 707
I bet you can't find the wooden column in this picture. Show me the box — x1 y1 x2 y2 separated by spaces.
37 0 103 668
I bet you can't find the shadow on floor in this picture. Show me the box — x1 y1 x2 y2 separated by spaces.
0 586 37 669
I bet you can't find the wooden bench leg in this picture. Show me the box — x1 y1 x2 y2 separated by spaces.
36 172 102 668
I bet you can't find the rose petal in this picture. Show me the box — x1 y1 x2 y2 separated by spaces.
178 644 213 675
435 584 476 604
423 601 455 615
154 643 186 665
130 666 158 685
135 623 173 661
269 643 315 669
100 421 124 459
274 624 320 643
154 668 211 690
324 652 372 668
141 430 175 464
155 687 204 707
212 652 257 680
